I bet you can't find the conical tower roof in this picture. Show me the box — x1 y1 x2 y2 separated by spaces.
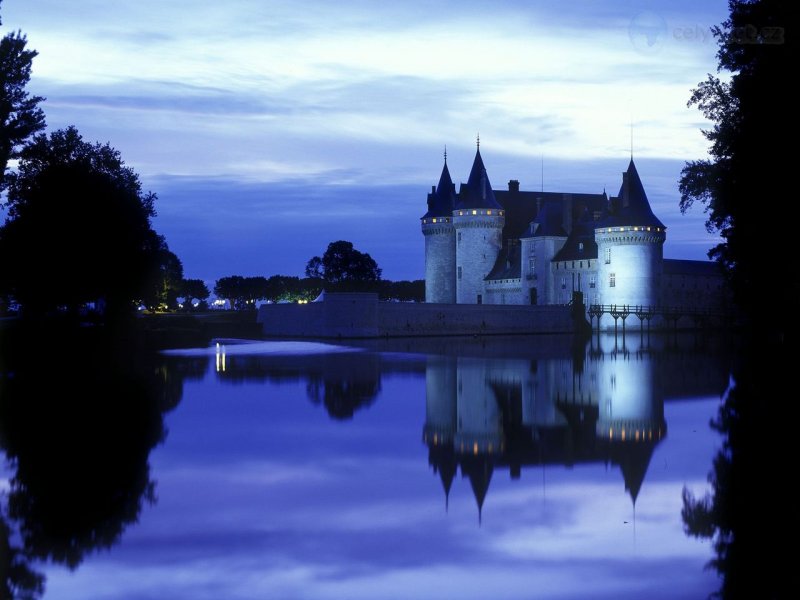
455 147 502 211
422 158 457 219
603 160 665 229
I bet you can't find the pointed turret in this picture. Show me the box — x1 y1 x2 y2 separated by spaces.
422 151 458 303
456 147 502 210
423 158 457 219
461 455 493 524
604 159 665 229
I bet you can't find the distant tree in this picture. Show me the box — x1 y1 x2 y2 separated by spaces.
678 0 790 314
181 278 210 309
305 241 381 285
0 5 46 185
0 127 167 317
379 279 424 302
142 245 183 312
304 256 323 280
213 276 268 310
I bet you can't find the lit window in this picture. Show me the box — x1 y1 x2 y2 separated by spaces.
487 210 492 215
579 242 584 251
634 226 639 231
432 218 437 223
610 272 616 287
459 211 464 216
472 210 477 215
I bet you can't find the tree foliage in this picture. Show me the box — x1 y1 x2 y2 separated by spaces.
0 4 46 183
181 278 210 309
0 127 169 316
679 2 793 598
305 240 381 284
678 0 791 313
213 275 270 310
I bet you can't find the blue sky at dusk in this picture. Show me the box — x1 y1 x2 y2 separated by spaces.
5 0 728 284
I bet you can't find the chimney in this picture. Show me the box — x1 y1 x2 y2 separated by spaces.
562 194 573 235
622 171 630 207
508 179 520 193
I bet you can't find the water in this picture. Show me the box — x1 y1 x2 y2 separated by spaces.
1 332 731 599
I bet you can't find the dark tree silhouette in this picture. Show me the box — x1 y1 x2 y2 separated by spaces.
142 246 184 311
0 2 46 184
181 278 210 309
679 2 793 597
305 241 381 284
678 0 791 315
0 127 171 317
214 275 269 310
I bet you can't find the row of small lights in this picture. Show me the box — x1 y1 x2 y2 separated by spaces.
608 427 663 442
422 209 505 224
600 226 663 233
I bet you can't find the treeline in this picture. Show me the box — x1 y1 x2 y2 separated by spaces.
210 275 423 310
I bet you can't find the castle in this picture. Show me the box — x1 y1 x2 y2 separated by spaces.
421 142 726 327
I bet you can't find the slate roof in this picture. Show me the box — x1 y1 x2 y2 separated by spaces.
485 243 522 281
422 161 457 219
454 149 502 210
602 160 665 229
552 211 600 262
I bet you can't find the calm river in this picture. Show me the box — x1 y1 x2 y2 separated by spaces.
1 332 732 599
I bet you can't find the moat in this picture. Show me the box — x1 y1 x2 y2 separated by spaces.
1 332 732 599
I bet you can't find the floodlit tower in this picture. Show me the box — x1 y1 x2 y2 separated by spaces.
596 160 666 318
421 150 457 303
452 138 505 304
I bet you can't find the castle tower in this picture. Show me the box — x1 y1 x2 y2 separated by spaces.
595 160 666 315
421 153 457 303
452 142 505 304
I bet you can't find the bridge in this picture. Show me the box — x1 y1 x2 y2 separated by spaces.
586 303 734 335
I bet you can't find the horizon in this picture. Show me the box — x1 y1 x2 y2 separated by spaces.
4 0 728 286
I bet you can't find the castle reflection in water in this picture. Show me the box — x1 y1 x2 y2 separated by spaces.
210 333 729 519
421 334 727 517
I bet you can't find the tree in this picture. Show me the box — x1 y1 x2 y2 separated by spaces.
213 276 268 310
678 2 793 597
142 244 183 312
181 278 210 309
678 0 791 315
0 127 169 317
305 241 382 284
0 3 46 184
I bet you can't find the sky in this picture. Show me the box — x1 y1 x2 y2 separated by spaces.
4 0 729 285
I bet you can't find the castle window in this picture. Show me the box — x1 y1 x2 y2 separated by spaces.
529 258 535 275
609 273 616 287
458 266 462 280
458 232 462 243
487 210 492 215
589 276 596 289
579 242 584 251
472 210 477 215
561 277 566 290
605 248 611 264
432 218 437 223
580 261 583 269
571 261 575 269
